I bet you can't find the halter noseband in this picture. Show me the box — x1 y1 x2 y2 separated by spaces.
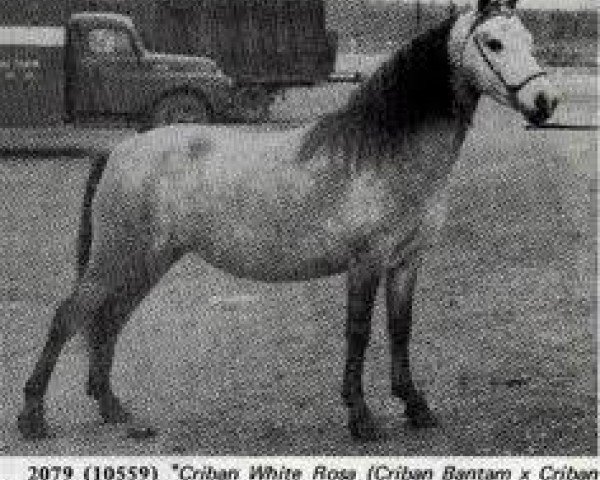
462 10 547 96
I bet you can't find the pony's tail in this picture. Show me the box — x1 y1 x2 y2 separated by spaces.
76 151 111 279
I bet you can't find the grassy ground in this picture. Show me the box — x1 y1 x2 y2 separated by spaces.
0 70 596 456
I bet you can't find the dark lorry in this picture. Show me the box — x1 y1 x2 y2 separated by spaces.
0 0 343 127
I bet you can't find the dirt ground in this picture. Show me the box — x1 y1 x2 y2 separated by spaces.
0 68 596 456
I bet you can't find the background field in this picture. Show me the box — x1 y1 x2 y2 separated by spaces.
0 62 597 455
328 1 598 67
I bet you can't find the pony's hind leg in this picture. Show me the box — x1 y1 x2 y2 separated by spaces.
18 279 109 440
385 263 436 428
342 259 381 440
86 296 132 425
85 247 182 431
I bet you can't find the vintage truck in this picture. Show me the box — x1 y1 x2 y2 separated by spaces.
0 0 351 127
0 11 235 127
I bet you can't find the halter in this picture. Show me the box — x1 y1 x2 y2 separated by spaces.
460 10 547 96
472 34 547 95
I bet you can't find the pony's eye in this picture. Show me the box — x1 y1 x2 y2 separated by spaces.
486 39 503 52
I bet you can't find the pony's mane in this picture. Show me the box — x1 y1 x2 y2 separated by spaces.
299 16 459 161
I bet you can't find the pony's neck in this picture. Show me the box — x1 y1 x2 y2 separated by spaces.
299 16 481 166
448 11 484 132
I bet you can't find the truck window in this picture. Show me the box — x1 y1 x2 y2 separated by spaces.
88 28 134 55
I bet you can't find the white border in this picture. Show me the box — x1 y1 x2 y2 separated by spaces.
1 457 599 480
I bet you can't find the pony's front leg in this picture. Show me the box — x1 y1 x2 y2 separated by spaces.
342 259 380 440
385 264 437 428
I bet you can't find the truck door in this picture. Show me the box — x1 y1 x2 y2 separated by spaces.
70 25 144 117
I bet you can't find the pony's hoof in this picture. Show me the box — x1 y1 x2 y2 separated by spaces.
348 404 380 441
99 396 131 424
405 395 437 429
407 409 438 429
126 424 158 440
17 407 52 440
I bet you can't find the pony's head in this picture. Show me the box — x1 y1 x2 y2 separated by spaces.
450 0 558 125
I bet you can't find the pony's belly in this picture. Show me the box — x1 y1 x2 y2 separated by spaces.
188 197 416 282
178 143 358 281
194 236 350 282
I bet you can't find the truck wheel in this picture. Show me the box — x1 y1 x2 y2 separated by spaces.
151 93 211 127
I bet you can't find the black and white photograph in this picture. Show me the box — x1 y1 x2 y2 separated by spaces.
0 0 596 457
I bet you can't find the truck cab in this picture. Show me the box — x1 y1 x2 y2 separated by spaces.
65 13 234 126
0 12 233 127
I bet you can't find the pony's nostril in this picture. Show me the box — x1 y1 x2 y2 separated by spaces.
526 91 556 125
532 91 557 123
534 92 549 112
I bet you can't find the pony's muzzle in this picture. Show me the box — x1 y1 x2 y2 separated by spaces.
516 77 560 125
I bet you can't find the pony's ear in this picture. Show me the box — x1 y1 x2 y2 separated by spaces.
477 0 494 12
477 0 517 13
